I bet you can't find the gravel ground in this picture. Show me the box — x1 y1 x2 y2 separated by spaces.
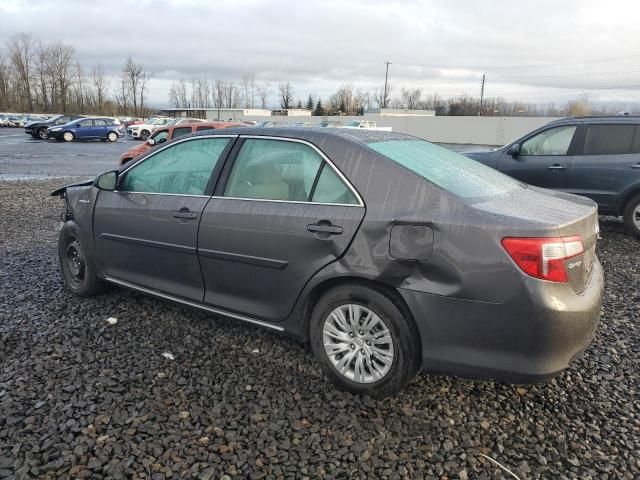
0 180 638 480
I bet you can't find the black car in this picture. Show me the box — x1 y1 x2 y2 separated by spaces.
465 116 640 237
52 129 603 397
24 114 84 140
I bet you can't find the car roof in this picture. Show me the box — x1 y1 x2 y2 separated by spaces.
546 115 640 126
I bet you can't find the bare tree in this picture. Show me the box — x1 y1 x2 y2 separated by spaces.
92 63 108 113
7 33 36 111
114 71 131 115
256 81 271 109
374 85 392 109
122 56 144 115
278 82 294 109
401 87 422 109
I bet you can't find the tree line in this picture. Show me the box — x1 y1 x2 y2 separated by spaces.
0 32 150 116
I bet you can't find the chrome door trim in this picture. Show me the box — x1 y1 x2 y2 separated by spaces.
104 276 285 331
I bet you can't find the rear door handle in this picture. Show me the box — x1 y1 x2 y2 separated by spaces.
173 209 198 220
307 223 343 235
548 164 566 170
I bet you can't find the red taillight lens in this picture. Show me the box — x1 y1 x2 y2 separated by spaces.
501 236 583 283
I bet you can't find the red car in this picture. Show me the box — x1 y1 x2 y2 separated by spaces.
119 121 240 166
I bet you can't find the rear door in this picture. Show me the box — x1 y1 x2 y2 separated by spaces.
93 119 109 138
93 136 235 300
198 137 365 321
567 123 640 211
497 125 577 190
75 119 94 139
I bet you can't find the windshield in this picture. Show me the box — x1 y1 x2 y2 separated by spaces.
367 139 521 199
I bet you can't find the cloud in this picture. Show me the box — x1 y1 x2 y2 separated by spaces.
1 0 639 105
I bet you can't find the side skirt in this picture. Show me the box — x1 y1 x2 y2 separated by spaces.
104 276 285 332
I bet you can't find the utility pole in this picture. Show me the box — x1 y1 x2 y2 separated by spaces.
479 73 486 116
383 61 391 108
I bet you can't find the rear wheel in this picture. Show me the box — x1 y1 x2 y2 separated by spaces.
309 284 421 398
59 222 106 297
62 131 74 142
107 131 118 142
140 129 150 140
623 194 640 238
37 127 48 140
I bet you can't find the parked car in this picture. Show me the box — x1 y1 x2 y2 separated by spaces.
465 116 640 237
127 117 175 140
171 118 207 125
52 129 603 398
341 120 392 131
6 116 24 127
25 114 85 139
119 121 240 165
47 117 125 142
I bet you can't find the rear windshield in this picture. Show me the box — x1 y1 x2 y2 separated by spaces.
367 140 521 198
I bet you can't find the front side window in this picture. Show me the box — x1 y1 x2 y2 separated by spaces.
368 139 521 199
152 130 169 143
583 124 636 155
173 127 192 138
520 126 576 156
77 119 94 128
224 139 322 201
120 138 230 195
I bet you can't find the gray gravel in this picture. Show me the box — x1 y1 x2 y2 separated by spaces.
0 180 638 479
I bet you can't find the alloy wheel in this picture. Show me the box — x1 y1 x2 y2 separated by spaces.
38 129 48 140
322 303 394 383
63 132 74 142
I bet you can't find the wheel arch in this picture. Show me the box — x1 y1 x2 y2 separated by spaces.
617 184 640 215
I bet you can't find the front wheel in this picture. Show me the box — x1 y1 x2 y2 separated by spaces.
62 131 74 142
309 284 421 398
140 129 150 140
623 194 640 238
107 131 118 142
37 127 48 140
59 222 106 297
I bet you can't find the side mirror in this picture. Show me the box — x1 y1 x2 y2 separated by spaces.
507 143 521 157
94 170 118 191
147 138 155 145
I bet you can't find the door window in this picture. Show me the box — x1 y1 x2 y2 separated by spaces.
311 164 359 204
520 126 576 156
94 119 108 126
77 119 94 128
120 138 230 195
224 139 323 201
173 127 192 138
56 116 70 125
583 124 636 155
152 130 169 143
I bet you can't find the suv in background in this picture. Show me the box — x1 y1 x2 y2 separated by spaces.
119 121 241 165
465 116 640 237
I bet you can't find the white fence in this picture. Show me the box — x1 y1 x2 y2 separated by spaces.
242 115 561 146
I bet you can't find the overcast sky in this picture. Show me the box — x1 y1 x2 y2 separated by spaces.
1 0 639 107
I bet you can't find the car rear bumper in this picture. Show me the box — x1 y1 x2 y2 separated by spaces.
399 258 604 383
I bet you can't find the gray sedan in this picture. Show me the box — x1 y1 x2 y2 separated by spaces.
53 128 603 397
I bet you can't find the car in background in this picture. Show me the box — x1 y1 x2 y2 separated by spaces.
47 117 125 142
25 114 85 139
127 117 175 140
53 128 602 397
465 116 640 237
341 120 392 131
119 121 240 165
171 118 207 125
6 115 25 127
320 120 344 128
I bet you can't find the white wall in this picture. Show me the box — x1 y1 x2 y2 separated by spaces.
242 114 561 146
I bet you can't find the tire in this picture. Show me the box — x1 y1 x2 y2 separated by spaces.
62 131 74 142
140 129 150 140
623 194 640 238
107 131 118 142
58 222 106 297
309 283 421 398
37 127 48 140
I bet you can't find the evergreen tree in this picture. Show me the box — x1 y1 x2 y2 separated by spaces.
306 94 314 110
339 100 346 114
313 99 325 116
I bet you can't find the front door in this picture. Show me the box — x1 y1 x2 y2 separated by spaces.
198 137 365 321
497 125 577 190
75 118 95 139
93 136 234 300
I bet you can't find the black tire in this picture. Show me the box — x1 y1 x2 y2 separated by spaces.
623 194 640 238
309 283 421 398
37 127 48 140
140 129 150 140
58 222 106 297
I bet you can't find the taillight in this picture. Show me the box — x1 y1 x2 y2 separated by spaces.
501 236 583 283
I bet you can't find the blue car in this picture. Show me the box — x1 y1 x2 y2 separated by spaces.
47 117 125 142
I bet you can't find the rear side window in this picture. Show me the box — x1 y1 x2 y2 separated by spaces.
94 119 107 126
520 126 576 156
224 139 322 201
173 127 192 138
368 140 520 199
196 125 214 132
583 124 636 155
121 138 229 195
311 165 359 204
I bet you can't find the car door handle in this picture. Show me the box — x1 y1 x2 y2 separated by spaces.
631 163 640 169
548 164 566 170
173 209 198 220
307 223 343 235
